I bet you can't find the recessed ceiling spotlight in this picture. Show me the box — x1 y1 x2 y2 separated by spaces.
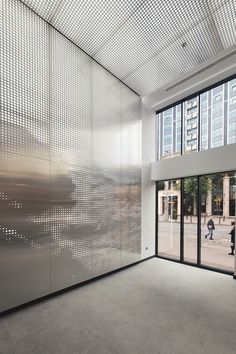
181 42 187 48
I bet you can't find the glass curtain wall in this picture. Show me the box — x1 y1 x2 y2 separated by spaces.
211 85 224 148
183 97 199 153
200 172 236 272
200 92 209 151
228 80 236 144
157 105 181 159
183 177 198 263
157 180 181 260
156 77 236 160
157 171 236 273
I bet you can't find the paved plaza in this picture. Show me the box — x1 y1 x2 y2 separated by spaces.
158 221 235 272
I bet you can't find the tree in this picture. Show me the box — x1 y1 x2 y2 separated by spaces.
200 176 213 196
184 176 213 196
157 181 165 191
175 176 213 216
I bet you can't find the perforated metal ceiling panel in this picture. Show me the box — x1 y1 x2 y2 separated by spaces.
21 0 236 96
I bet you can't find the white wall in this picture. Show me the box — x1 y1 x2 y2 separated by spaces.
141 99 156 258
151 144 236 181
144 46 236 112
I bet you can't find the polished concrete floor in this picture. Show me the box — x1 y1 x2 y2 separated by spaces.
1 258 236 354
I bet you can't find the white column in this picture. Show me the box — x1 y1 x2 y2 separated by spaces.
223 173 230 217
141 100 156 258
206 192 212 216
177 191 181 218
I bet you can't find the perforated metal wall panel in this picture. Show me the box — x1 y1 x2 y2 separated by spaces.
120 86 141 266
0 0 50 312
91 63 121 277
0 0 141 311
49 29 93 292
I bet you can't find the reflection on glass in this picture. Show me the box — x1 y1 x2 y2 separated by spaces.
157 104 181 160
156 77 236 161
162 108 173 158
183 177 197 263
201 172 236 272
158 180 181 260
227 79 236 145
175 104 182 154
211 85 224 148
184 96 199 153
200 92 209 151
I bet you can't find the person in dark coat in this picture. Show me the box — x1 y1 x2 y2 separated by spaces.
228 221 235 256
205 216 215 240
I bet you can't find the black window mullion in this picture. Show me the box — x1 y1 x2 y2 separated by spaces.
160 113 163 159
180 178 184 262
197 176 201 265
173 107 176 155
198 95 201 151
181 102 183 155
224 82 228 146
155 182 158 256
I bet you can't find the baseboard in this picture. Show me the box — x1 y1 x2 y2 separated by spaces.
0 255 155 316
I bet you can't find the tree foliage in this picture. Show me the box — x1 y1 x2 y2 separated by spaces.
158 177 213 196
184 176 212 196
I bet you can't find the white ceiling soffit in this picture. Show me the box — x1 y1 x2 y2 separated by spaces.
145 46 236 111
21 0 236 97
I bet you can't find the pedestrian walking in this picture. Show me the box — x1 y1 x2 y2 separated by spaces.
205 216 215 240
228 221 235 256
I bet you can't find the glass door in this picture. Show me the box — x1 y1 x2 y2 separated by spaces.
157 179 181 260
157 171 235 274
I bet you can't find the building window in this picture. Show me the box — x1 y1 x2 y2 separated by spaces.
211 175 223 216
157 104 181 160
227 79 236 145
200 91 208 150
229 173 236 217
156 77 236 160
184 97 198 153
211 85 224 148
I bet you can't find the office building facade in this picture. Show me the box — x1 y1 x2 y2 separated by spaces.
157 78 236 159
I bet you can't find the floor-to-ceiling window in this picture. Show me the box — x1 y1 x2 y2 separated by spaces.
157 171 236 274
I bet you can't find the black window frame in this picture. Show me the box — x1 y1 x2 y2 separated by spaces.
156 73 236 160
156 170 236 276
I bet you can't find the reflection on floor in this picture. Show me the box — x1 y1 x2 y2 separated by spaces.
1 258 236 354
